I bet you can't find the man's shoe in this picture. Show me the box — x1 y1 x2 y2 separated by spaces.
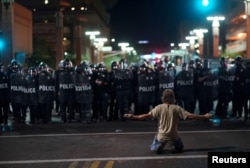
156 144 163 154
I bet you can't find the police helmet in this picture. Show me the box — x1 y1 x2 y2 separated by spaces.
9 60 22 73
181 63 188 71
39 62 48 72
119 58 128 69
167 62 175 70
203 59 210 69
188 60 195 69
80 60 89 67
235 55 242 62
58 60 64 69
75 64 84 73
139 59 148 68
96 62 106 71
63 59 73 69
111 61 119 70
220 56 228 66
28 66 38 76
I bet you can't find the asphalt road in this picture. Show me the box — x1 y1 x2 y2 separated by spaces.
1 114 250 168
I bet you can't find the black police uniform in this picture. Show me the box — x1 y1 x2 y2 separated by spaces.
198 60 219 115
56 64 75 123
175 63 194 113
137 68 156 114
74 64 93 123
155 68 175 106
23 70 38 124
38 68 55 123
215 58 235 118
92 65 109 121
114 68 133 121
0 64 10 125
232 57 247 118
9 67 26 123
245 62 250 119
192 59 203 113
108 62 119 121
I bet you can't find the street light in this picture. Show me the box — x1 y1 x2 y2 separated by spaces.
118 42 129 59
85 31 100 41
245 0 250 58
185 36 198 51
207 16 225 57
192 29 208 58
94 37 107 62
85 31 100 63
178 43 189 50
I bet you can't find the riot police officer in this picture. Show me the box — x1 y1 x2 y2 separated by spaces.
113 59 133 121
38 62 55 123
197 59 219 114
23 66 38 124
0 63 9 126
54 60 64 114
137 60 156 114
108 61 119 121
155 62 175 106
9 60 26 123
56 59 75 123
245 61 250 119
92 63 109 121
215 57 235 119
175 62 194 113
74 61 93 123
192 58 203 113
232 56 247 119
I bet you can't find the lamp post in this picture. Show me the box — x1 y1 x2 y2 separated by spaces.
85 31 100 63
3 0 14 10
185 36 198 51
207 16 225 57
94 37 107 63
118 42 129 59
192 29 208 59
245 0 250 58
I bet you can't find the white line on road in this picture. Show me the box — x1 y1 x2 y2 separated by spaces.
0 155 208 165
1 129 250 138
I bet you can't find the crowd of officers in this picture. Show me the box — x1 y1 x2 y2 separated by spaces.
0 55 250 126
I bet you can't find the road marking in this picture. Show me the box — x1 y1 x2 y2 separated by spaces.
90 161 100 168
82 161 91 168
1 129 250 138
104 161 115 168
69 161 79 168
0 155 208 165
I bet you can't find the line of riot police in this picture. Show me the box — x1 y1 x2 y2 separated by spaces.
1 55 250 127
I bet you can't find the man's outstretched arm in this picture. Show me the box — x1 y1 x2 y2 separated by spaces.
187 113 213 120
124 113 151 120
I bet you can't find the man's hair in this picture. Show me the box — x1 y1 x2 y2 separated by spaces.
161 89 176 104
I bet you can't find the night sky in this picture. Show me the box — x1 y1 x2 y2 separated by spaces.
109 0 225 52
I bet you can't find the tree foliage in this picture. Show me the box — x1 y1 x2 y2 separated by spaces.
25 37 56 69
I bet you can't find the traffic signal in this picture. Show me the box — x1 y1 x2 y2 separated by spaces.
202 0 209 7
0 32 4 51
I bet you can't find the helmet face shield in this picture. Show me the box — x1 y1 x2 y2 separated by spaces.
39 62 48 72
182 63 188 71
28 67 37 76
203 59 210 69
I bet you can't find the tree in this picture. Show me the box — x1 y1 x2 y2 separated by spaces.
25 37 56 69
